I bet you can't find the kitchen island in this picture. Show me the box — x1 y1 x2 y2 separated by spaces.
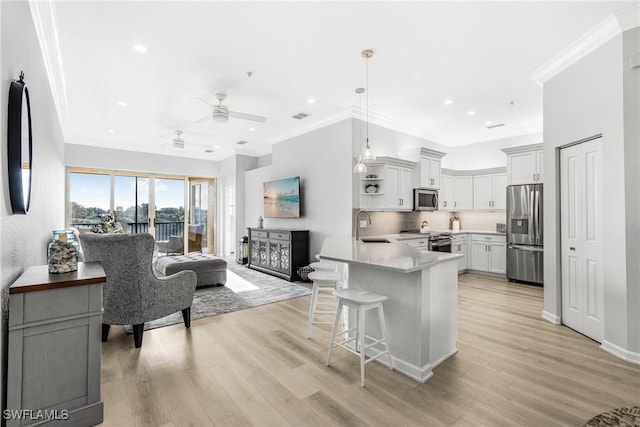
319 237 460 383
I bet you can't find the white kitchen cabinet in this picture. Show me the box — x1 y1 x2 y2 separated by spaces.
452 234 468 272
398 147 446 190
469 234 506 274
357 156 415 211
473 172 507 210
384 165 413 210
440 173 473 211
502 143 544 184
454 175 474 210
440 175 454 210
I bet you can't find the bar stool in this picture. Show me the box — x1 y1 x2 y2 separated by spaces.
309 261 338 272
306 270 341 338
326 288 393 387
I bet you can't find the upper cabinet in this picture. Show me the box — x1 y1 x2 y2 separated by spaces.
473 169 507 210
502 143 544 185
398 147 446 189
440 171 473 211
357 156 416 211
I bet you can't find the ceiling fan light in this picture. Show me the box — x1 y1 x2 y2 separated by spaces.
212 104 229 122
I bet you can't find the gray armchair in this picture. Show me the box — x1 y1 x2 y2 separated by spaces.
79 233 197 348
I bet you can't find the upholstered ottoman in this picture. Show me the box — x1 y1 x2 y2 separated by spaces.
155 254 227 288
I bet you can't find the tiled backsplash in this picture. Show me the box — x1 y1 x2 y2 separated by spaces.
353 210 506 236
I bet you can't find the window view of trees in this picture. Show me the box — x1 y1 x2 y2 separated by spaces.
69 172 186 238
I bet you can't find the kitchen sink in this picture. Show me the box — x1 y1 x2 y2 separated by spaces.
360 237 391 243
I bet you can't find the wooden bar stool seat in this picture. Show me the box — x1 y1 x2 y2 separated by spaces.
326 288 393 387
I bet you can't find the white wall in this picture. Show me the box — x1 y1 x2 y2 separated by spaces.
543 30 639 360
622 27 640 355
244 120 352 257
445 133 542 170
1 1 67 409
65 144 219 177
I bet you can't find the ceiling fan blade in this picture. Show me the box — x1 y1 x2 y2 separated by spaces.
229 110 267 123
192 114 211 125
191 97 215 107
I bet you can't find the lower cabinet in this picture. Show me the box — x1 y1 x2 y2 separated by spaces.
248 228 309 281
469 234 506 274
452 234 468 272
7 263 106 427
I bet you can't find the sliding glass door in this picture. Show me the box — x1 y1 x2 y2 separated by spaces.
155 177 186 242
67 168 216 255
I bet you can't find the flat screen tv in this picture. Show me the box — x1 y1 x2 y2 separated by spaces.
263 176 301 218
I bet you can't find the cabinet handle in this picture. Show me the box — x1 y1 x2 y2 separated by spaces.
444 201 447 207
454 201 457 208
569 247 575 251
533 173 536 181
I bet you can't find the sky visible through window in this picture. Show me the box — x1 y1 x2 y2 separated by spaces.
70 173 185 210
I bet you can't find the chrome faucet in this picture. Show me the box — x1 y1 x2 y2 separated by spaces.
355 210 372 241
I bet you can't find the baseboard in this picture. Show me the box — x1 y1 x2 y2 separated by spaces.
541 310 561 324
600 340 640 365
363 345 434 383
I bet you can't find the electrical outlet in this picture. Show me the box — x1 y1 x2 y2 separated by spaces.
360 220 368 228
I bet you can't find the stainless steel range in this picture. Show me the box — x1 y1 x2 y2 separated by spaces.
400 230 452 252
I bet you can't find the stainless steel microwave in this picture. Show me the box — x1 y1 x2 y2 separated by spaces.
414 188 439 211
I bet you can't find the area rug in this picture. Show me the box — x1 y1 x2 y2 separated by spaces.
583 406 640 426
124 262 311 332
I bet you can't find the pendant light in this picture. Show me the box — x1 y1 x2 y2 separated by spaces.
361 49 376 161
353 87 367 174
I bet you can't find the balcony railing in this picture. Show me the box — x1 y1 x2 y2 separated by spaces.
71 221 184 241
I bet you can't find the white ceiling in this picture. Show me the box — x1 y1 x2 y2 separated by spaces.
42 1 636 161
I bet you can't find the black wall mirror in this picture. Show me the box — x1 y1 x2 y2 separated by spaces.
7 71 32 214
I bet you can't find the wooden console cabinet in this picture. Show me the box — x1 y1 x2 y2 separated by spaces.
7 262 106 427
248 228 309 281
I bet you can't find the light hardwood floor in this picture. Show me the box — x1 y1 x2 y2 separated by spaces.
100 273 640 426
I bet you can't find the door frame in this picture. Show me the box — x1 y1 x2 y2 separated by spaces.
558 134 604 342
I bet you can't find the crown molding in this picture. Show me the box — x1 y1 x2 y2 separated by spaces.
29 0 69 134
501 143 543 155
532 6 639 86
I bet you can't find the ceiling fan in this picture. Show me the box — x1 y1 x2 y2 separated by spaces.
193 91 267 124
158 130 186 150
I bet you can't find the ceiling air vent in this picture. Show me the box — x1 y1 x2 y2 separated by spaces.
292 112 310 120
236 140 248 145
486 123 505 129
204 148 215 153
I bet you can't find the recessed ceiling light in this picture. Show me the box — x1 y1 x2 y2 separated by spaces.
467 110 475 116
108 129 115 134
307 98 315 104
116 101 127 107
132 44 148 53
444 99 453 105
249 127 255 132
486 120 493 125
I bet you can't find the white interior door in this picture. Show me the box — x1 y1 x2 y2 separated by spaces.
560 137 603 342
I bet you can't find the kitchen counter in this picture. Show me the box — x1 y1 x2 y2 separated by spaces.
319 237 459 383
320 237 459 273
446 229 506 235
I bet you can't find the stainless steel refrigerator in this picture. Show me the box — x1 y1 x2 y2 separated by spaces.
506 184 543 285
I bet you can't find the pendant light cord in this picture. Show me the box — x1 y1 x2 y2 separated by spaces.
366 55 369 147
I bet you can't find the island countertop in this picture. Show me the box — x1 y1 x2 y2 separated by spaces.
319 236 460 273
